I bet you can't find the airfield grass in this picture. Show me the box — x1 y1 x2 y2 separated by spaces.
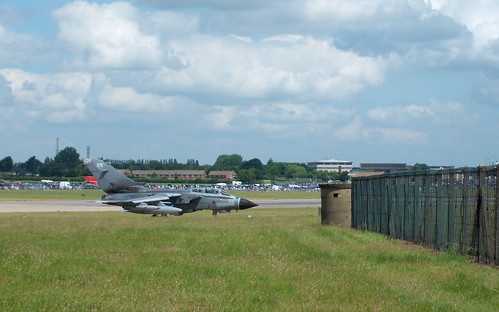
0 209 497 312
0 190 105 201
0 189 319 201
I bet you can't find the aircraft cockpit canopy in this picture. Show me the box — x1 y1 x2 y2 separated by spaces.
192 187 231 196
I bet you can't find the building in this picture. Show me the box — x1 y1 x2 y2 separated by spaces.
207 171 238 180
118 169 239 181
307 158 353 173
120 169 206 180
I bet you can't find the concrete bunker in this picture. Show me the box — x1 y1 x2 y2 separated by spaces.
319 184 351 227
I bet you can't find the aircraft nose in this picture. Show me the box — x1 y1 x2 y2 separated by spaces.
239 198 258 210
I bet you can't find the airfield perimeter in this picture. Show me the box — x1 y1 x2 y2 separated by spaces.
0 199 321 213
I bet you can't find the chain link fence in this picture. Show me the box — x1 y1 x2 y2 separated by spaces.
352 165 498 265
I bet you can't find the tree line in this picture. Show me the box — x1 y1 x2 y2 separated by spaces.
0 147 350 183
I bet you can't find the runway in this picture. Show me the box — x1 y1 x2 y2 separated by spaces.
0 199 321 213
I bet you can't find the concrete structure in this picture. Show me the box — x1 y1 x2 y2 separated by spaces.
308 158 353 173
349 171 385 178
319 184 351 226
359 163 410 172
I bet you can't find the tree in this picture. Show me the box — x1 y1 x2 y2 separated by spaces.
238 168 259 183
412 163 430 171
52 147 82 177
55 147 80 168
25 156 42 174
0 156 13 172
149 160 164 170
239 158 264 181
264 163 282 180
16 156 43 175
285 163 307 179
240 158 263 170
338 171 350 182
212 154 243 171
186 159 200 169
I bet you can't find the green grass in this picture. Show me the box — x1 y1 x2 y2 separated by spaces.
0 190 105 201
0 209 497 311
0 190 319 201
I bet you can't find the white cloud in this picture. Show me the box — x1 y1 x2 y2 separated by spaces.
0 69 92 122
53 1 163 69
335 117 427 143
335 97 481 145
0 24 48 67
366 99 479 125
51 2 394 102
207 101 349 137
98 85 190 112
155 35 394 101
45 106 86 123
147 10 200 37
426 0 499 59
303 0 381 22
364 128 427 143
207 105 236 130
336 117 364 140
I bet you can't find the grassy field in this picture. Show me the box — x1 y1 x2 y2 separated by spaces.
0 189 319 201
0 190 105 201
0 209 497 311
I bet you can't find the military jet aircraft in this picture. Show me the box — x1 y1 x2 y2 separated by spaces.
84 158 257 216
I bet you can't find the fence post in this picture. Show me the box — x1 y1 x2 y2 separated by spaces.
381 177 390 235
496 164 499 266
424 173 435 248
396 176 404 239
414 175 423 244
478 166 488 263
436 173 443 250
461 168 470 255
351 179 357 228
448 171 456 249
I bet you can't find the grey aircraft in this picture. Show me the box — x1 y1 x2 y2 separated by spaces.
84 158 257 216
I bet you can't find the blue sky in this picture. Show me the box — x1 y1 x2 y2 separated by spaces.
1 0 498 167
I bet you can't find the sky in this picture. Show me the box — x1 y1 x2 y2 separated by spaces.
0 0 498 167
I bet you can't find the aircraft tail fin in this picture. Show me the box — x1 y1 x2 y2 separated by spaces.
84 158 140 193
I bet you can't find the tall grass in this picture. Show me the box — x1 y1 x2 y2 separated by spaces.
0 209 497 311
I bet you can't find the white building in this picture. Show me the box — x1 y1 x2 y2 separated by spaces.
307 158 353 173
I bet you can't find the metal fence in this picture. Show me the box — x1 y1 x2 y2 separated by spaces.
351 166 498 265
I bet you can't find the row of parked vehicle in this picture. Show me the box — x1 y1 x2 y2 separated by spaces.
0 179 320 192
0 180 100 190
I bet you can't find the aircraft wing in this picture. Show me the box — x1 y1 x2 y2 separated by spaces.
131 194 181 204
98 193 183 206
